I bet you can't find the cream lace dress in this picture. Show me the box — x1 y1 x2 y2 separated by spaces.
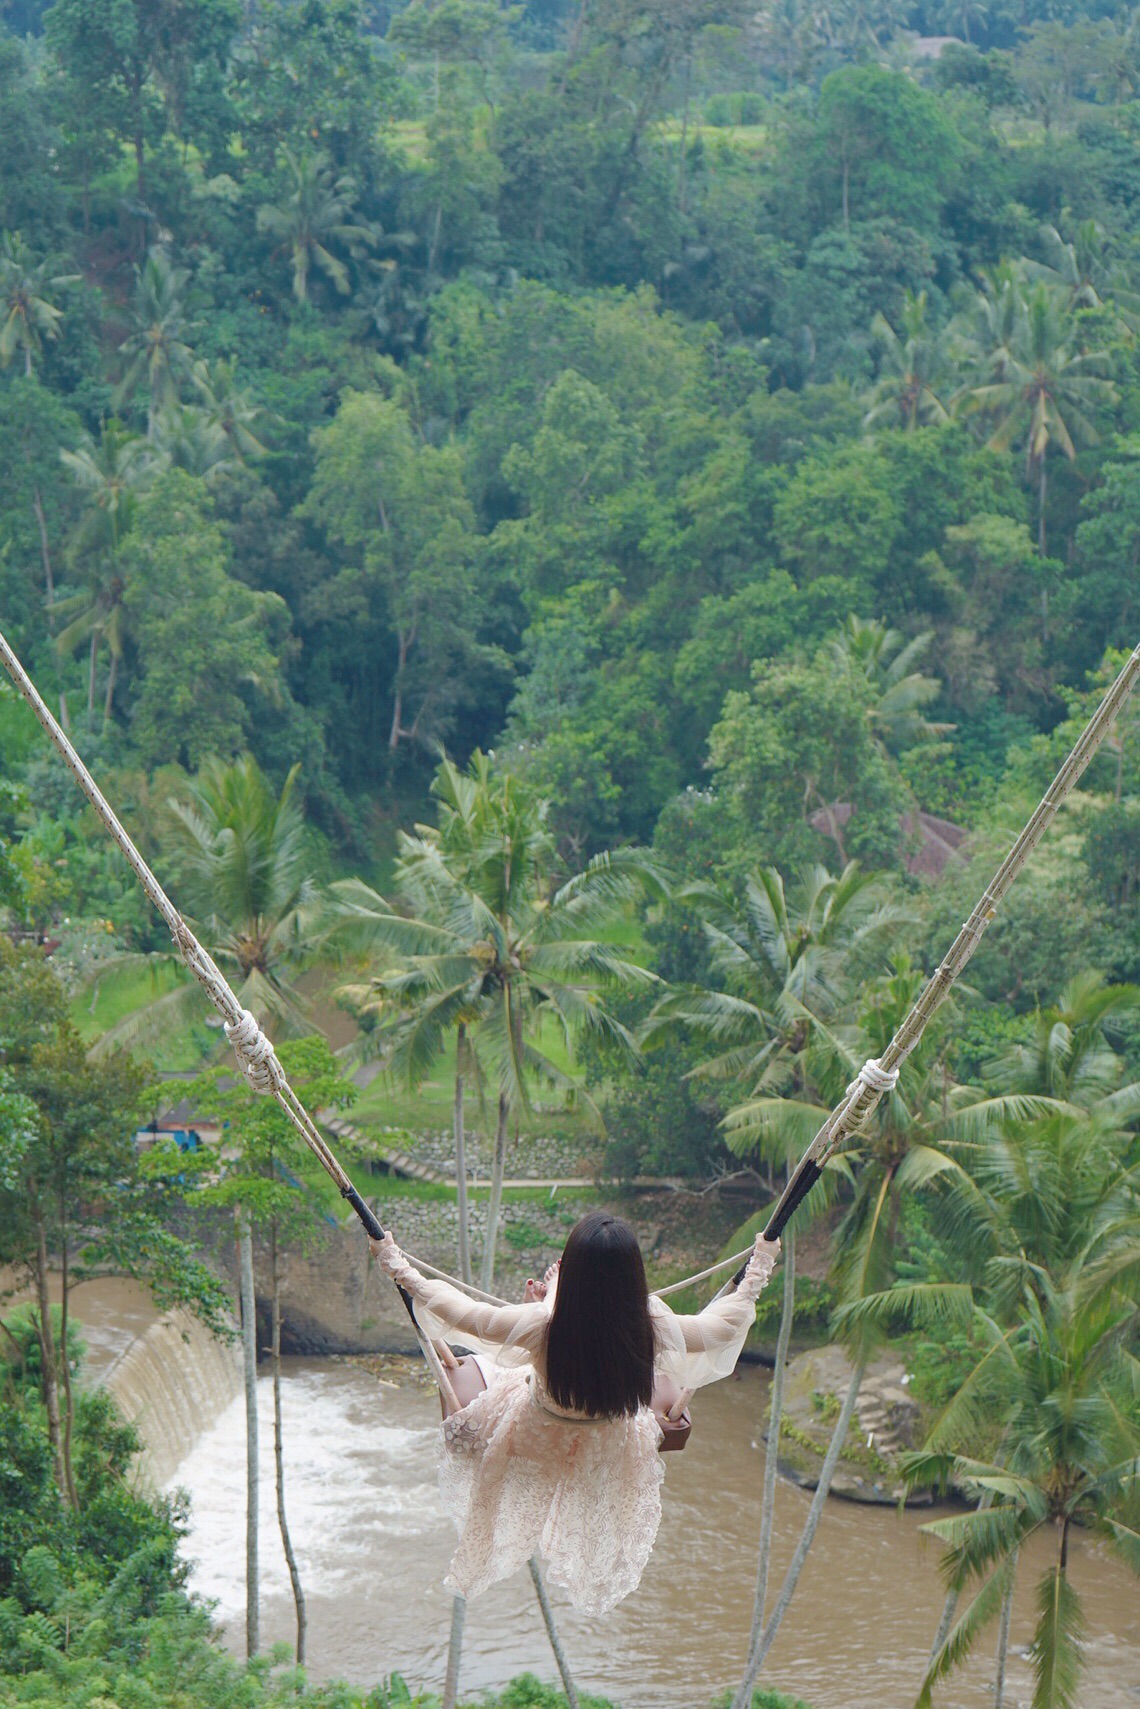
374 1234 779 1616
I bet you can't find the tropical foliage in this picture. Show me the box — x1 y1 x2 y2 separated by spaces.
2 1 1140 1706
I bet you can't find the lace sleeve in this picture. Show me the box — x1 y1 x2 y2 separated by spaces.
652 1238 780 1391
371 1235 546 1365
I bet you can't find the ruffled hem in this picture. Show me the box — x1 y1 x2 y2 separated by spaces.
437 1367 664 1617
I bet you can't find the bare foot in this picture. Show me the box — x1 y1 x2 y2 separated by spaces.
524 1260 560 1303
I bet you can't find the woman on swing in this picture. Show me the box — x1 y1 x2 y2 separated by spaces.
370 1212 780 1616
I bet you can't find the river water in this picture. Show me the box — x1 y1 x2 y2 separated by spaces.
70 1280 1139 1709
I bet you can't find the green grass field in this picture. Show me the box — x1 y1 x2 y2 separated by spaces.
70 959 215 1073
349 1012 593 1139
657 119 770 155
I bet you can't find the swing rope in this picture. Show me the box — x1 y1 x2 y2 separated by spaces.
742 638 1140 1267
0 630 458 1358
2 626 1138 1306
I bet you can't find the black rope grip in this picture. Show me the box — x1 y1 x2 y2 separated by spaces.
342 1181 385 1240
732 1158 824 1286
341 1183 418 1321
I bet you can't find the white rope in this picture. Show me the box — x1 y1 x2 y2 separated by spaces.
225 1008 288 1096
402 1251 510 1307
654 1248 752 1298
844 1057 899 1100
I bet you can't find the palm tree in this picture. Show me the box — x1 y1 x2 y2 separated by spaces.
957 276 1116 555
60 420 154 554
645 862 908 1113
642 863 910 1709
55 422 156 726
830 615 953 756
91 755 321 1054
831 0 909 54
154 403 236 483
864 291 954 433
985 970 1140 1110
730 954 1050 1705
237 1204 259 1660
192 358 268 462
330 754 659 1288
0 232 77 377
1024 221 1140 336
751 0 822 90
170 755 320 1034
115 249 198 439
53 557 132 729
950 263 1020 383
934 0 989 43
331 754 498 1286
907 1108 1140 1709
1093 9 1140 106
256 151 376 304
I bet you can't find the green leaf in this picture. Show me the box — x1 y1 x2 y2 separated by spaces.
1030 1563 1086 1709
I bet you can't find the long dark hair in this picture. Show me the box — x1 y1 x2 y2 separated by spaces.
544 1211 655 1418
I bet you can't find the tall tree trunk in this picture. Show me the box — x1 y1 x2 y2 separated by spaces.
732 1219 797 1709
102 651 118 727
558 0 589 92
528 1557 580 1709
87 632 97 728
237 1211 260 1659
735 1360 865 1699
388 632 411 748
479 1092 509 1290
931 1584 960 1664
31 1204 68 1502
30 481 56 627
442 1593 465 1709
454 1025 472 1286
57 1212 79 1510
1037 455 1048 557
993 1549 1018 1707
271 1224 306 1663
428 201 444 278
24 343 32 378
841 147 850 232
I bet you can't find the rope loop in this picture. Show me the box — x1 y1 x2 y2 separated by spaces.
845 1057 899 1101
224 1009 286 1096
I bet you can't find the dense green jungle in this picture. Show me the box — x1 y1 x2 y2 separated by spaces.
1 0 1139 1706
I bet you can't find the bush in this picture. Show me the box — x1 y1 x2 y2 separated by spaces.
602 1054 726 1179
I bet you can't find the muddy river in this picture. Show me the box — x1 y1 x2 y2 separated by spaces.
67 1278 1140 1709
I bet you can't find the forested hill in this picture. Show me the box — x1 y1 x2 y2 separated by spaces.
1 0 1139 904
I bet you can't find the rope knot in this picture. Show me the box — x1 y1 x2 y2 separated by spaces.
845 1057 899 1102
224 1009 285 1097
